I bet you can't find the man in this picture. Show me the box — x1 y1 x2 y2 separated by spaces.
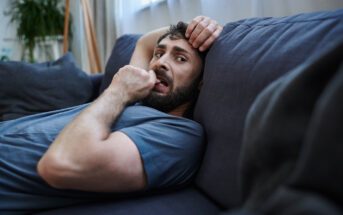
0 16 222 212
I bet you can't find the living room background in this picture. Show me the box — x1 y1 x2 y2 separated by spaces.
0 0 342 74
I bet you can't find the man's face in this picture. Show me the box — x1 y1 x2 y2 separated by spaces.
142 36 203 113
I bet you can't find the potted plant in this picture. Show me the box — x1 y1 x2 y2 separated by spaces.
5 0 72 62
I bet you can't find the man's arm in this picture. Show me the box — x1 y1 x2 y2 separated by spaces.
129 27 169 69
37 16 222 192
37 66 156 192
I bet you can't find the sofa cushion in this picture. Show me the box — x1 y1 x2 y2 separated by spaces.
0 53 93 121
34 187 220 215
193 9 343 208
99 34 142 94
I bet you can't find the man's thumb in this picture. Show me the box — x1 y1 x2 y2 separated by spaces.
148 69 157 83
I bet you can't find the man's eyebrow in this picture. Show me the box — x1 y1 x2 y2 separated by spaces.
173 46 191 55
155 44 191 56
156 44 166 49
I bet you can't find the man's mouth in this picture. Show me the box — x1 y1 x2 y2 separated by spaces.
152 69 172 94
154 75 169 93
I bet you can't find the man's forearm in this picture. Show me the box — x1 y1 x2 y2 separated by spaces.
37 86 129 186
129 26 168 69
37 65 155 190
55 86 127 143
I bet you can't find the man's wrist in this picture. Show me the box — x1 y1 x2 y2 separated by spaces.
104 85 131 107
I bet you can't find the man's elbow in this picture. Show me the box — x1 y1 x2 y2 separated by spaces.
37 155 71 189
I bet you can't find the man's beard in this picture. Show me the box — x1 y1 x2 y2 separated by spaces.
141 73 201 113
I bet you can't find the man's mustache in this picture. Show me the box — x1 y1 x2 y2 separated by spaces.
154 69 173 86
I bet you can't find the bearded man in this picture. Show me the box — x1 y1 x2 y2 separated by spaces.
0 16 222 213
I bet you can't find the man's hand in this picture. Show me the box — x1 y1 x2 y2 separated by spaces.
186 16 223 52
109 65 157 104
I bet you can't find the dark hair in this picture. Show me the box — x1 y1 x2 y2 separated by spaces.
157 21 208 64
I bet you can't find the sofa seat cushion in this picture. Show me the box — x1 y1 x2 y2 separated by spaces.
34 187 220 215
193 9 343 209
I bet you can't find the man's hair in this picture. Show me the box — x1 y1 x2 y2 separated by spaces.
157 21 207 63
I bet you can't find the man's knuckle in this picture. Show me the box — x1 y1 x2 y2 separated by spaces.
193 40 200 47
189 34 196 42
197 21 206 29
204 27 213 35
194 16 203 21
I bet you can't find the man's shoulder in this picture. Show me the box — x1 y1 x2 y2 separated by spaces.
122 104 203 130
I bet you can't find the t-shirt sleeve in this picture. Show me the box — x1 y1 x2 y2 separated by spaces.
119 118 204 190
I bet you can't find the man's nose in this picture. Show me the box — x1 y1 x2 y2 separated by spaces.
155 55 169 71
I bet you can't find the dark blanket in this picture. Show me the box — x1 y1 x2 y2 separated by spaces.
224 39 343 214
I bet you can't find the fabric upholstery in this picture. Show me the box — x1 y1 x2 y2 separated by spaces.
88 74 104 100
240 38 343 212
34 187 220 215
0 53 93 121
99 34 141 94
193 9 343 209
221 37 343 215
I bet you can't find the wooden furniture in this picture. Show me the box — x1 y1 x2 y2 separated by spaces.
63 0 102 74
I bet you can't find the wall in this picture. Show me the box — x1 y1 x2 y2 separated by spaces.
0 0 68 63
0 0 22 61
1 0 342 71
119 0 343 35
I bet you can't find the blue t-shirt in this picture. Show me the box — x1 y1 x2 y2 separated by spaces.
0 104 204 214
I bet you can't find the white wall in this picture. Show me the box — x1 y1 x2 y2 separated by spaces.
1 0 342 70
69 0 89 73
262 0 343 17
0 0 68 62
118 0 343 35
0 0 22 61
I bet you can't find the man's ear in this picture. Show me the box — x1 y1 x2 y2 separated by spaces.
198 80 203 90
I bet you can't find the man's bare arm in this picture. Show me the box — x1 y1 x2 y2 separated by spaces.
37 65 156 192
129 27 169 69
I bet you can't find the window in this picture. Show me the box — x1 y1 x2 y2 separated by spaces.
140 0 165 9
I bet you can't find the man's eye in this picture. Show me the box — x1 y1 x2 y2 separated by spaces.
155 53 163 58
177 57 186 62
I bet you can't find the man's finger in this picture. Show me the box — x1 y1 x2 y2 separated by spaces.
199 26 223 52
191 22 217 48
148 70 156 87
189 17 210 44
186 16 204 38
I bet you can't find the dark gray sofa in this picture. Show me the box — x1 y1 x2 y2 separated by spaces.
1 9 342 215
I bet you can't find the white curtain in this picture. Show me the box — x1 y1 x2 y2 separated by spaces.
117 0 202 35
90 0 117 72
117 0 343 36
69 0 117 74
70 0 343 72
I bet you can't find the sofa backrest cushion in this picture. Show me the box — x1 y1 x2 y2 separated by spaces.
0 52 93 121
193 9 343 209
99 34 142 94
